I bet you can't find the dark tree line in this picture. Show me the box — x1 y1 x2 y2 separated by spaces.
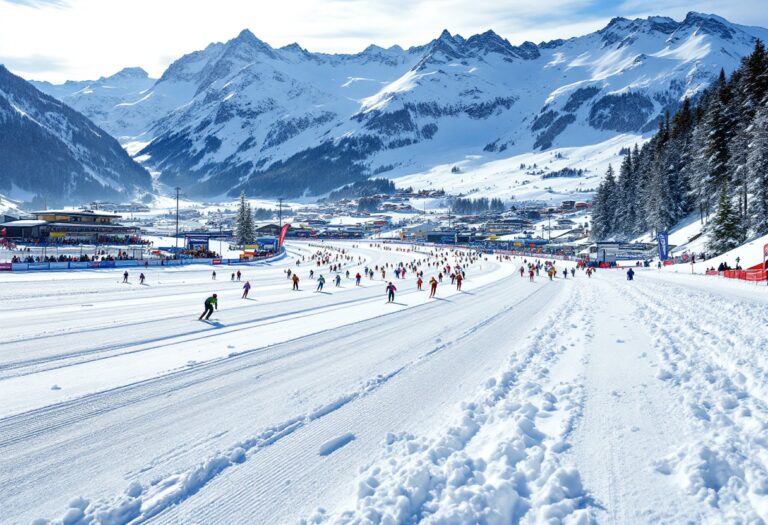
592 40 768 255
451 197 505 215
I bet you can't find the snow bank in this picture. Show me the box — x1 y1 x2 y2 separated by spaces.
302 283 596 524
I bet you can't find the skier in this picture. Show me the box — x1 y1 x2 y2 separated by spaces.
292 273 300 291
231 272 235 281
429 277 438 298
309 269 314 279
529 268 535 282
334 274 341 287
144 260 149 269
417 276 423 291
236 270 242 281
212 270 217 280
122 271 129 283
199 293 218 320
520 266 525 277
242 280 251 299
355 272 362 286
139 272 145 285
627 268 635 281
571 267 576 278
563 269 567 279
316 275 326 292
456 272 463 291
386 281 397 303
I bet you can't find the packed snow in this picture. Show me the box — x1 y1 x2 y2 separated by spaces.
1 241 767 524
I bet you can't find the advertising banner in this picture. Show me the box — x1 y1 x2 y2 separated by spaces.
279 224 290 246
657 231 669 261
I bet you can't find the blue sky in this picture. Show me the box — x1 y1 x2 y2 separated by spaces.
1 0 766 82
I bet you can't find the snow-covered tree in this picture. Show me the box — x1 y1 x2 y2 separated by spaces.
708 185 744 254
591 164 618 240
748 105 768 235
235 191 255 245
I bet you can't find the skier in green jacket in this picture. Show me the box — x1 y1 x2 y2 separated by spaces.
199 294 218 320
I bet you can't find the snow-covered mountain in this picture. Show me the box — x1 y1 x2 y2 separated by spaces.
33 12 768 199
0 66 152 204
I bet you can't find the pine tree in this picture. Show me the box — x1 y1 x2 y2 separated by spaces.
703 88 731 210
235 191 254 245
616 150 636 237
591 165 618 240
708 185 744 254
748 105 768 235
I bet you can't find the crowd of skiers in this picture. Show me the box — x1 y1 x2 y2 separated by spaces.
188 243 482 319
115 241 647 322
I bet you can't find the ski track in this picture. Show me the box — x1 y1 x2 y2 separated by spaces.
622 275 768 522
3 246 768 525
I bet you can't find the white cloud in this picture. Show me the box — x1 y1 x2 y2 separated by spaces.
0 0 765 82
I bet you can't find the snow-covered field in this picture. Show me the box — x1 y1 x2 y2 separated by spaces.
1 241 767 524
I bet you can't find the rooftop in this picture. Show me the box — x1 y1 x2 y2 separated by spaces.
31 209 122 218
0 219 48 227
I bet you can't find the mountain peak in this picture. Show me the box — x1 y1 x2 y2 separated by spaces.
438 29 454 42
109 67 149 80
235 28 260 43
681 11 736 39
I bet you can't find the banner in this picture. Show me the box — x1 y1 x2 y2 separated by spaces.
657 231 669 261
0 263 11 271
278 224 290 246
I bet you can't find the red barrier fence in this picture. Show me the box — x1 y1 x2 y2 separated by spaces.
706 269 768 281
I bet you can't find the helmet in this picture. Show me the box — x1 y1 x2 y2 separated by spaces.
213 293 218 298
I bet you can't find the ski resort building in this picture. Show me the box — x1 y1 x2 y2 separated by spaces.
0 210 140 243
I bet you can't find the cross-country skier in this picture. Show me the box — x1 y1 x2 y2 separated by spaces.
139 273 145 285
355 272 362 286
456 273 463 291
212 270 216 280
429 277 438 298
316 275 326 292
292 273 300 290
242 281 251 299
335 274 341 287
386 281 397 302
417 276 423 290
122 271 129 283
627 268 635 281
199 294 218 320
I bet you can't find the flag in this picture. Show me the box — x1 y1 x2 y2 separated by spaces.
278 224 290 246
657 231 669 261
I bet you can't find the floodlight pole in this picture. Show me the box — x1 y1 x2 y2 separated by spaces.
175 187 181 251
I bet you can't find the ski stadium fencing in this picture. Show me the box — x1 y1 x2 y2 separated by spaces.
0 248 285 272
705 268 768 282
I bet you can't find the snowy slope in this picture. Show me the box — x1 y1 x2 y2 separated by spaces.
32 12 768 199
0 66 152 204
31 67 155 141
3 243 768 523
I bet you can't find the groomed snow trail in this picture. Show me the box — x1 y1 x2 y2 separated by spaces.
3 248 768 524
